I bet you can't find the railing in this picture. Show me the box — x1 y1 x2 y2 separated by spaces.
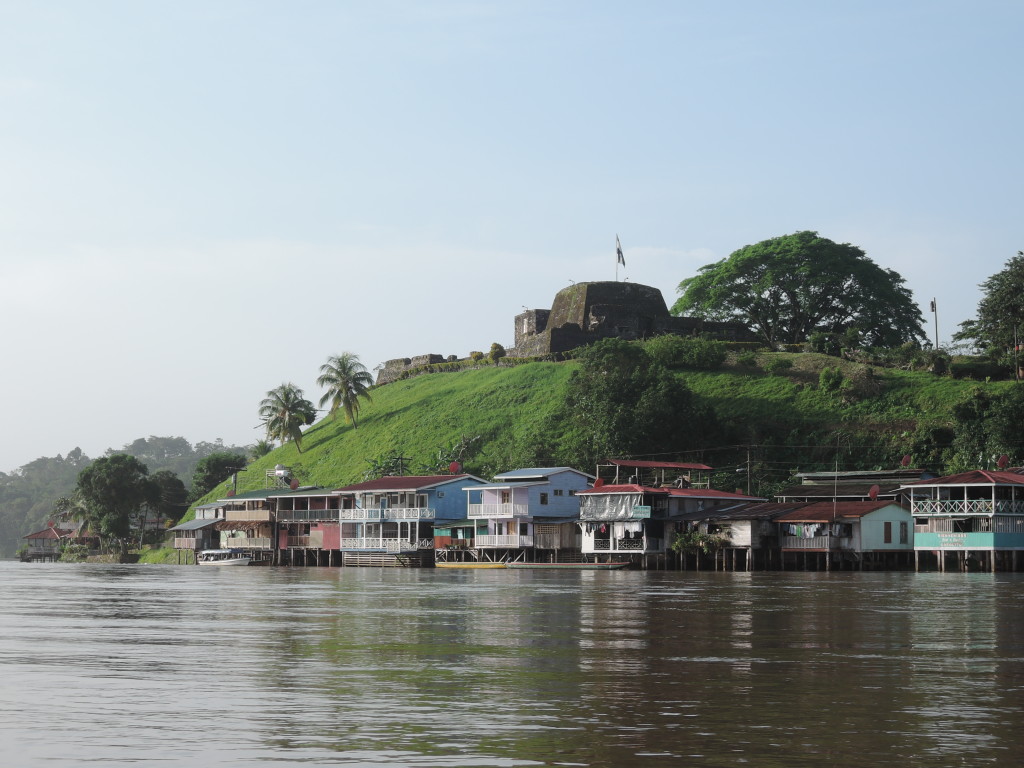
222 536 272 549
589 537 660 552
173 537 199 550
782 536 839 549
912 499 1024 517
474 534 534 548
223 510 272 522
276 509 339 522
468 504 531 519
337 508 434 521
288 536 310 548
338 537 425 552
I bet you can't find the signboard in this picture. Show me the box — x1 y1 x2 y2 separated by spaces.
631 505 652 519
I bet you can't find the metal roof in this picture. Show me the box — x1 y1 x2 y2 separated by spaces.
604 459 713 471
334 474 485 493
168 518 221 531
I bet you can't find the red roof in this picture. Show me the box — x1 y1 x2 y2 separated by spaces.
334 474 473 493
907 469 1024 487
774 501 902 522
606 459 713 471
23 527 74 540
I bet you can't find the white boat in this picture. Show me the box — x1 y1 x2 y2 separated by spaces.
197 549 253 566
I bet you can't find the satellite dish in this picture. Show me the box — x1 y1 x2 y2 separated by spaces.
593 478 605 488
226 490 236 497
449 461 461 474
901 454 912 467
47 520 54 528
868 484 880 501
998 454 1010 469
289 478 300 490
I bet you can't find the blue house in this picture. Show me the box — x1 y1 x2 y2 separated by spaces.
462 467 594 562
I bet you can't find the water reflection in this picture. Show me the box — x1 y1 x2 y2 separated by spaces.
1 564 1023 767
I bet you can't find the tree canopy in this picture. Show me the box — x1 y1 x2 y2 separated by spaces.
953 251 1024 361
189 451 248 501
672 231 925 347
557 338 719 469
259 383 317 451
316 352 373 428
75 454 158 556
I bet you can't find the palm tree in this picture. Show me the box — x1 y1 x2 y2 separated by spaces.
316 352 373 428
258 383 317 452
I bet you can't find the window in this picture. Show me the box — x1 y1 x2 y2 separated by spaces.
500 491 510 504
553 489 564 497
436 491 444 499
883 521 892 544
540 493 549 505
519 523 529 536
899 521 908 544
569 489 576 496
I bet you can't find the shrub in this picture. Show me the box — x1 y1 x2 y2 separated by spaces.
469 351 484 361
808 332 841 356
950 358 1009 381
764 358 794 376
643 335 727 370
736 350 758 367
819 366 845 393
488 343 506 364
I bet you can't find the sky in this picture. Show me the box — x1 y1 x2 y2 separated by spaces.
0 0 1021 473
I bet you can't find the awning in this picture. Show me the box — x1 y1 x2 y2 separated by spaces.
214 520 265 531
168 519 220 531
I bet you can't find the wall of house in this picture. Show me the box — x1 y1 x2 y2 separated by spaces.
859 506 915 550
432 478 485 520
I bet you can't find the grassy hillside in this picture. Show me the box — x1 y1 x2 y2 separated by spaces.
185 350 1009 517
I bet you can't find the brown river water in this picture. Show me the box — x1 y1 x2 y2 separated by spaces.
1 562 1022 767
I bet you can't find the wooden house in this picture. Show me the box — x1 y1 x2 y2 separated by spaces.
167 518 221 564
576 484 763 566
457 467 593 563
675 502 808 571
271 487 343 566
211 489 276 562
774 501 914 570
331 474 486 566
901 469 1024 572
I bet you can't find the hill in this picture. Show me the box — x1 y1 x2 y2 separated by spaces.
189 350 1007 510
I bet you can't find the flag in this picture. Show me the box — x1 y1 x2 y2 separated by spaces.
616 235 625 266
930 299 936 313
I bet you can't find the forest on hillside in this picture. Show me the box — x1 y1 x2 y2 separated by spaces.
0 436 249 557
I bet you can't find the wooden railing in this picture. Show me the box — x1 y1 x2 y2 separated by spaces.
276 509 339 522
173 537 199 550
337 508 434 521
338 537 426 552
288 536 310 548
590 537 660 552
222 536 272 549
474 535 534 548
782 536 838 549
223 510 272 522
912 499 1024 516
468 504 530 519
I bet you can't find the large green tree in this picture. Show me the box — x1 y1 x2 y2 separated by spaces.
557 338 719 469
672 231 926 347
75 454 158 558
258 383 317 452
189 451 247 502
953 251 1024 368
316 352 373 428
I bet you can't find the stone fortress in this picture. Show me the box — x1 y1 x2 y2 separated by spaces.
376 281 752 384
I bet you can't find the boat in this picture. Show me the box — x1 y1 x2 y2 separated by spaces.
197 549 253 566
435 562 507 569
503 561 630 570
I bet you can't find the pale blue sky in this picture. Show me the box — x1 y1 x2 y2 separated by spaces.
1 1 1020 471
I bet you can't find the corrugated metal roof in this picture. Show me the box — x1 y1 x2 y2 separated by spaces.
774 501 904 522
904 469 1024 487
493 467 595 481
168 519 221 531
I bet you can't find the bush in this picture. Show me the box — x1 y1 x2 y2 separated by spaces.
819 366 845 393
643 335 727 370
469 351 484 361
764 358 794 376
808 332 841 357
736 350 758 367
950 358 1009 381
488 343 506 364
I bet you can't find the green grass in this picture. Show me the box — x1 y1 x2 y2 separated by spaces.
183 352 1009 518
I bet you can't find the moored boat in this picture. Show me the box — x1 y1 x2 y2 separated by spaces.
503 561 630 570
435 562 507 569
197 549 253 566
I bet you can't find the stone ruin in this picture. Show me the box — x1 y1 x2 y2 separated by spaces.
375 280 753 383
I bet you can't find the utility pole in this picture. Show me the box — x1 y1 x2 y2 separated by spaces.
930 298 939 350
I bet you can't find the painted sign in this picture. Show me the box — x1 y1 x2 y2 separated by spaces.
632 505 652 519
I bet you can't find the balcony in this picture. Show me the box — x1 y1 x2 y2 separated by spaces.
338 537 431 552
474 534 534 548
782 536 842 550
589 537 662 553
468 503 530 519
223 510 272 522
338 507 434 521
911 499 1024 517
276 508 339 522
222 536 272 550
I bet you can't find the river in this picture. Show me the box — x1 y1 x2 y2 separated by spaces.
0 562 1021 767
